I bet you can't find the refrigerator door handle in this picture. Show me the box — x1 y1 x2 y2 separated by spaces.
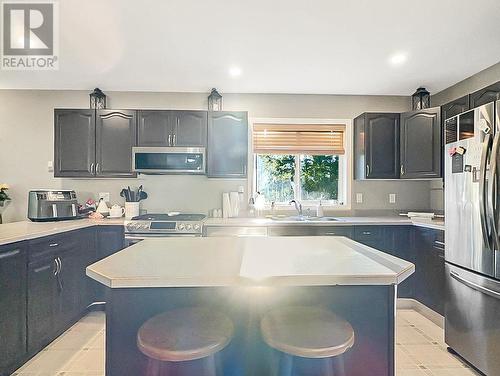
479 133 493 249
489 132 500 250
450 270 500 300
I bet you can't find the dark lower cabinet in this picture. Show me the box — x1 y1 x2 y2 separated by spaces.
0 242 28 374
27 229 97 354
95 226 125 301
414 228 445 315
27 253 57 353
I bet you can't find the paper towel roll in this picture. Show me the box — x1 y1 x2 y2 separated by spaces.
229 192 239 217
222 193 232 218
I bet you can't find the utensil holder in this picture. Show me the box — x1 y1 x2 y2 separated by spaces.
125 202 140 219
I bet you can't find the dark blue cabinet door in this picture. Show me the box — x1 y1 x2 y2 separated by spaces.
172 111 207 147
96 110 137 177
54 109 96 177
441 95 469 121
208 111 248 178
354 113 400 179
0 242 27 374
400 107 442 179
469 81 500 108
27 254 57 353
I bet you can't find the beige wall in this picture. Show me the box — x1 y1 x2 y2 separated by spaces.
0 90 434 223
432 62 500 106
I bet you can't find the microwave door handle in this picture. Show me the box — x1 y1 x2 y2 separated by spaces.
489 132 500 250
480 133 493 249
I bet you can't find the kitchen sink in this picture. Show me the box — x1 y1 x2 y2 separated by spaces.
269 216 340 222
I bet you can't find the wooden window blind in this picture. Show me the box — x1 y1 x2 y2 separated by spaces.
252 124 345 155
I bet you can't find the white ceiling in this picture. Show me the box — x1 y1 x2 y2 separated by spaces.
1 0 500 95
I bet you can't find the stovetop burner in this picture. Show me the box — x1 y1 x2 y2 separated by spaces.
131 213 206 221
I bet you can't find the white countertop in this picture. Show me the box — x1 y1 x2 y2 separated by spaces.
86 236 415 288
0 218 125 246
204 216 445 230
0 215 444 247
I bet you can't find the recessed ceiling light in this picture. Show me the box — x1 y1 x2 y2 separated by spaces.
229 66 242 77
389 53 408 66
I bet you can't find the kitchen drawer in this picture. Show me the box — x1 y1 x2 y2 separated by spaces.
268 226 353 238
28 230 82 261
204 226 268 237
354 226 384 240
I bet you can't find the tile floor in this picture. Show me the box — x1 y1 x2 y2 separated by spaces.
13 309 480 376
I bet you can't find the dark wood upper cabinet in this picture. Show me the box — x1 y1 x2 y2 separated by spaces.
96 110 137 178
172 111 207 147
207 111 248 178
138 110 207 147
469 81 500 108
400 107 442 179
0 242 28 373
54 109 96 177
54 109 137 178
137 110 171 147
354 113 400 179
441 95 470 120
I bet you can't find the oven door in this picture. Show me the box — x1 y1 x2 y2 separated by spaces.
124 234 200 247
132 147 206 174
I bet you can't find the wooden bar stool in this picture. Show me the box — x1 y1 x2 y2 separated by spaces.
137 307 234 376
260 306 355 376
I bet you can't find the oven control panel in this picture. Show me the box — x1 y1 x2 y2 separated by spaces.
124 220 203 234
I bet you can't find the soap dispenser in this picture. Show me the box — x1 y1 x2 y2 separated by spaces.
316 200 324 218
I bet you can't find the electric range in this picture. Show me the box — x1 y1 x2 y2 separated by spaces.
124 213 206 245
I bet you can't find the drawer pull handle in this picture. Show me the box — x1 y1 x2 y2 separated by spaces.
324 232 337 235
49 243 59 247
34 264 52 273
362 231 371 235
0 249 21 259
434 240 445 247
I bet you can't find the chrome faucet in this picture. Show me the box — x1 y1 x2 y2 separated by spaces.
289 200 303 216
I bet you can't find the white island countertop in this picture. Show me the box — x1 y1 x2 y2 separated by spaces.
86 236 415 288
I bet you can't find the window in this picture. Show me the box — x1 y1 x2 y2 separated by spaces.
252 122 347 206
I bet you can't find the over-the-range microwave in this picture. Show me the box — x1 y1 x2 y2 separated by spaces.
132 147 206 174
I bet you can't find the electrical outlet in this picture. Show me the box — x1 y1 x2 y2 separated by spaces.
99 192 110 202
356 193 363 204
47 161 53 172
389 193 396 204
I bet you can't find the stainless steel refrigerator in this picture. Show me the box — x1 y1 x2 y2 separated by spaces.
445 101 500 375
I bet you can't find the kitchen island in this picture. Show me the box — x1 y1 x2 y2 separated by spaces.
87 236 414 376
